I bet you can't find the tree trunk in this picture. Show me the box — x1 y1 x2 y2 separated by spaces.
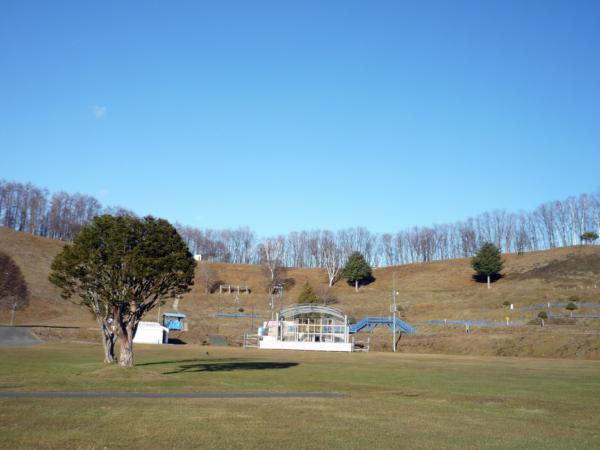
355 280 358 292
487 275 491 290
98 319 117 364
119 335 134 367
10 309 15 325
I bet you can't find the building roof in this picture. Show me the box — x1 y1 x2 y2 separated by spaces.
162 313 186 318
280 303 346 321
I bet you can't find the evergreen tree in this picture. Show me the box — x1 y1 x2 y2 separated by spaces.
470 242 505 290
342 251 373 292
297 281 318 303
580 231 599 244
565 302 578 317
50 215 196 367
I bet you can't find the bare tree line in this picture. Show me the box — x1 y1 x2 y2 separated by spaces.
0 179 136 242
175 189 600 268
2 178 599 267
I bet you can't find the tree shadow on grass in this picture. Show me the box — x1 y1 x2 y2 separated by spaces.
136 359 299 375
346 275 376 289
471 273 504 284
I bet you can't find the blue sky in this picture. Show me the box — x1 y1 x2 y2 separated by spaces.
1 1 599 236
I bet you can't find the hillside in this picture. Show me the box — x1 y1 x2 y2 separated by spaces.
1 225 599 358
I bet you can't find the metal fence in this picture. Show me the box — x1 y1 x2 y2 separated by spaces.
410 319 526 327
522 302 600 311
215 313 262 319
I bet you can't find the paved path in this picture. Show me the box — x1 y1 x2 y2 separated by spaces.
0 392 348 399
0 326 44 347
207 335 229 347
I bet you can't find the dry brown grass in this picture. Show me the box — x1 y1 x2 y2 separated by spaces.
3 226 600 358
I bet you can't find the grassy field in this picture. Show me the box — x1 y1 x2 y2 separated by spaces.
1 342 600 449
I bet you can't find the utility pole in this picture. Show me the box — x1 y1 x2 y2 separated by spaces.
393 272 396 353
274 283 285 316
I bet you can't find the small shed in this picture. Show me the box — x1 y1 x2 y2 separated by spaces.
133 321 169 345
162 313 187 331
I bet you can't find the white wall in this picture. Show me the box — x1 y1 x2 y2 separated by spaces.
133 322 169 345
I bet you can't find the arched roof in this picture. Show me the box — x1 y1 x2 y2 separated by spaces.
280 303 346 321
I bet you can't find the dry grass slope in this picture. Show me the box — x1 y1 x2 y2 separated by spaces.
2 225 600 358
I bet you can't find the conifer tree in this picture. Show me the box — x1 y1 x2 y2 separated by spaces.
342 251 372 292
470 242 505 290
297 281 318 303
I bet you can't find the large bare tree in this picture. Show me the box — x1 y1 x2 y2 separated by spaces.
197 262 217 295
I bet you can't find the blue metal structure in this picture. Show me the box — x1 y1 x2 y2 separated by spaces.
215 313 262 319
410 319 526 327
522 302 600 311
350 317 418 334
162 313 186 331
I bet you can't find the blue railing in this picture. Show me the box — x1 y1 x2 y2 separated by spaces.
522 302 600 311
551 313 600 318
410 319 526 327
479 307 489 310
350 317 418 334
215 313 262 319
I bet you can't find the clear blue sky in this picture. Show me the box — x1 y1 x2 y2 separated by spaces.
1 1 599 236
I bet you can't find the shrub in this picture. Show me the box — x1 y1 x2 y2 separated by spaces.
348 317 357 325
538 311 548 319
568 295 580 303
502 301 511 307
238 308 244 313
566 302 578 311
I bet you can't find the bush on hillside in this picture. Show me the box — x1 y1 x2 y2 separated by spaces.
348 317 357 325
503 301 511 307
538 311 548 319
297 281 318 304
566 302 578 311
568 295 580 303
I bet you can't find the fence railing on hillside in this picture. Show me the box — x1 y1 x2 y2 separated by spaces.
522 302 600 311
479 307 489 310
410 319 526 327
215 313 262 319
547 312 600 318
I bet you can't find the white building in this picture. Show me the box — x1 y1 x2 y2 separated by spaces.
133 321 169 345
258 304 353 352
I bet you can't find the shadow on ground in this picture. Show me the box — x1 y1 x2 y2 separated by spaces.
471 273 504 285
137 359 299 374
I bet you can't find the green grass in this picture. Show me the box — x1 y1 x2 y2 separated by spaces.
1 343 600 449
